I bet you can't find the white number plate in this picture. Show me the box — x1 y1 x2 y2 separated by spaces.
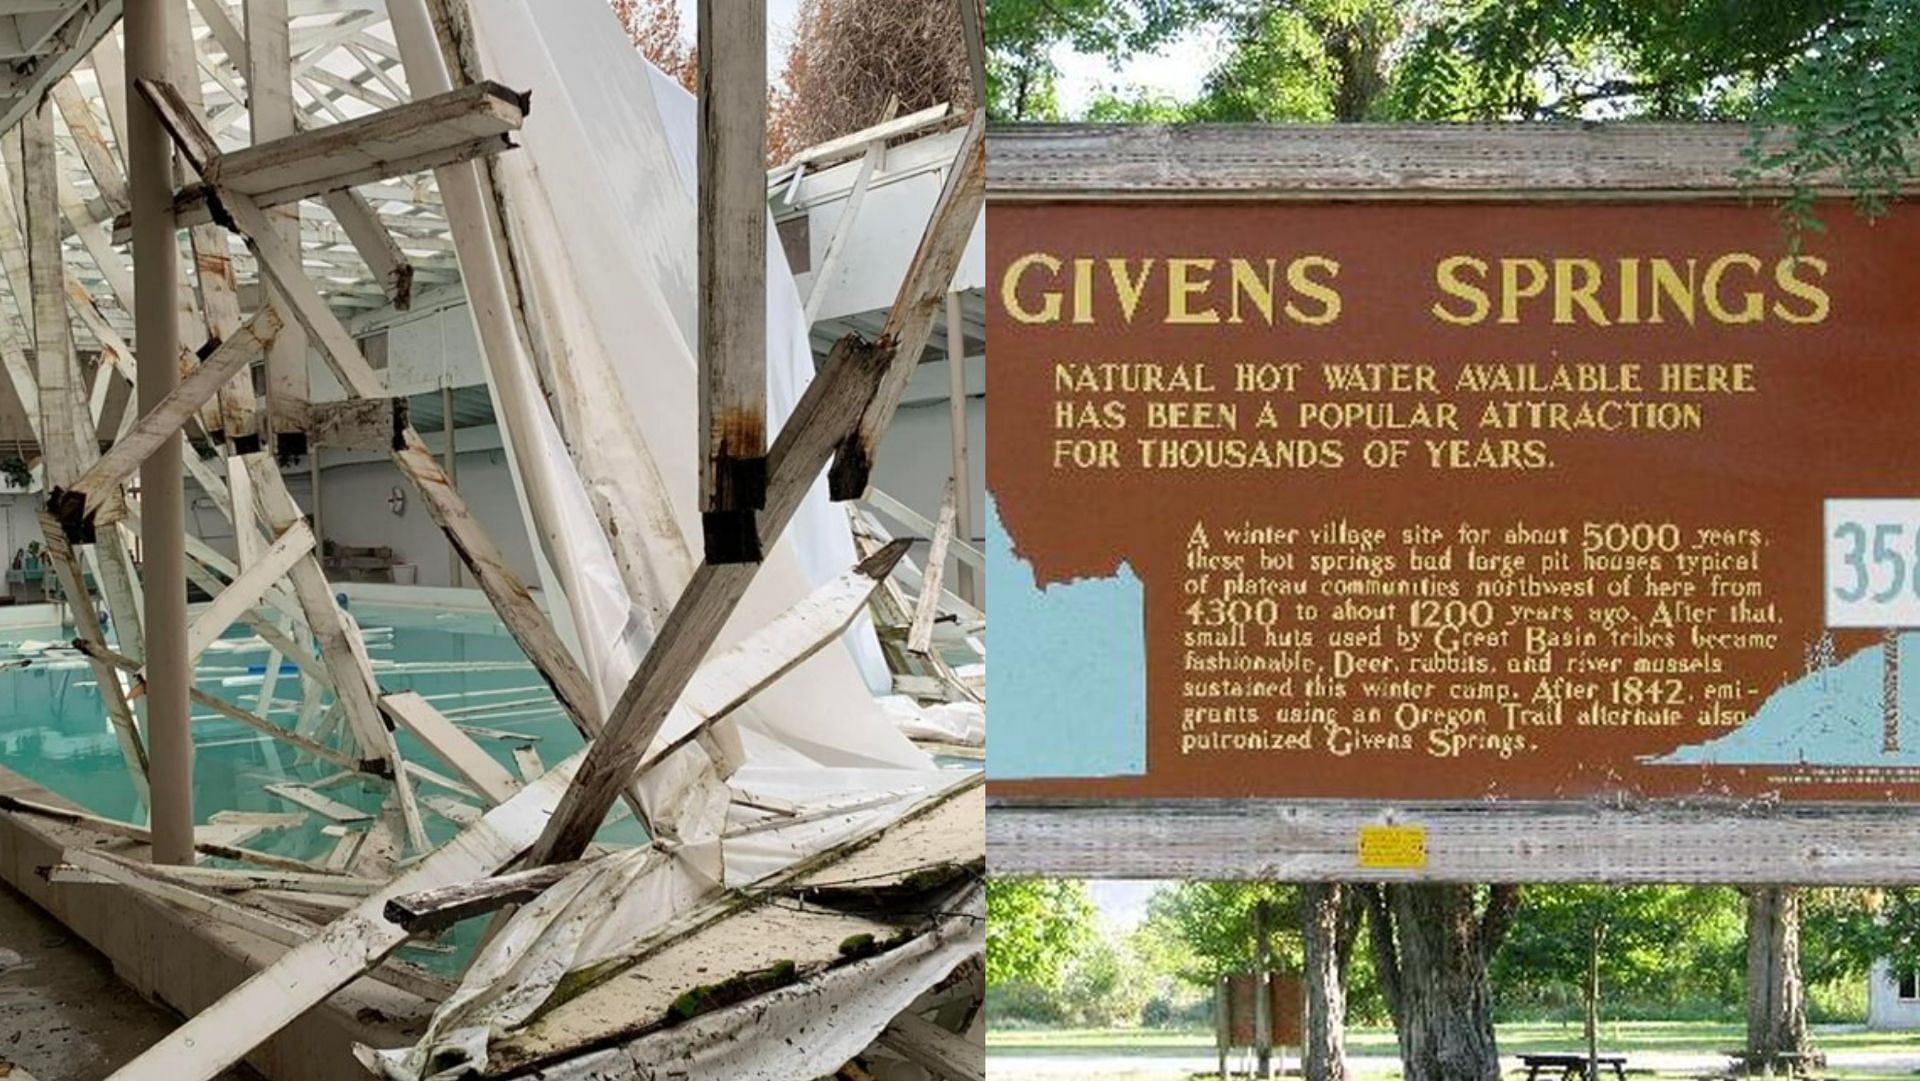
1826 498 1920 628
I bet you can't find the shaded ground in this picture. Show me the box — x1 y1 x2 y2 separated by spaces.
0 878 254 1081
990 1023 1920 1081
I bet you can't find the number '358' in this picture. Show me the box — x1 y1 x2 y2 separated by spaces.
1832 520 1920 603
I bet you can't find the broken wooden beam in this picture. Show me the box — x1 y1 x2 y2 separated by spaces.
696 0 769 563
524 333 898 866
380 691 521 805
383 857 596 933
115 78 528 239
322 188 414 310
907 478 958 656
50 306 279 536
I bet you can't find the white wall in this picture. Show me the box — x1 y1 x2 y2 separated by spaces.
310 443 536 589
0 494 40 575
1869 959 1920 1029
871 376 985 548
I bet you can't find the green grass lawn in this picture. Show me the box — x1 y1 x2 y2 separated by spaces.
989 1020 1920 1059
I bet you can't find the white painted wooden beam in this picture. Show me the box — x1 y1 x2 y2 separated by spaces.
380 690 520 805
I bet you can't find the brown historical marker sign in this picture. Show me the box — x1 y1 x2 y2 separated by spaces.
984 125 1920 884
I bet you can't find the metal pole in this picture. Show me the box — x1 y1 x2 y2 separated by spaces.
128 0 192 864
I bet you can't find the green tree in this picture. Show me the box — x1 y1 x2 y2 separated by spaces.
1137 881 1301 983
1058 935 1156 1026
986 878 1098 990
1493 886 1744 1015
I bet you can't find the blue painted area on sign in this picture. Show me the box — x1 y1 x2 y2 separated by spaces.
986 493 1148 779
1652 632 1920 766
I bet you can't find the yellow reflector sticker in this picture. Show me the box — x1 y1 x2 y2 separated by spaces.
1358 824 1427 869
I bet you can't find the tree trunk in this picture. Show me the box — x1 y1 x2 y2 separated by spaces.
1366 884 1518 1081
1303 883 1352 1081
1255 898 1274 1079
1745 887 1810 1069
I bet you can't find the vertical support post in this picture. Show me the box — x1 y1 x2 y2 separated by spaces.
1254 898 1273 1080
444 382 459 587
955 0 985 109
128 0 193 865
696 0 768 564
943 290 976 605
1217 975 1231 1080
247 0 309 456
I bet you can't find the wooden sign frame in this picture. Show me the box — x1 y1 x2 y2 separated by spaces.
984 122 1920 885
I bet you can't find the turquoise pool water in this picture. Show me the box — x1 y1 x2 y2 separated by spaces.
0 602 636 860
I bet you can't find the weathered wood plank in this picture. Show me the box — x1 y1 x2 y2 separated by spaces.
24 101 92 486
322 187 413 309
985 123 1920 199
802 97 897 326
120 78 527 237
906 478 957 656
696 0 769 561
986 800 1920 884
265 783 372 823
174 518 316 669
50 75 128 216
306 396 405 450
383 857 595 933
245 0 310 450
640 539 912 780
381 691 521 805
772 102 950 175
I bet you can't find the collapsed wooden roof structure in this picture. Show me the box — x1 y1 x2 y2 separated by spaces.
0 0 986 1076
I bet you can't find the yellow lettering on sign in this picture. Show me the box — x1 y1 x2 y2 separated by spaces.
1358 824 1427 869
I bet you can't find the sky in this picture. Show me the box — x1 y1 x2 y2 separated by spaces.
673 0 803 82
1091 880 1165 932
1051 25 1223 117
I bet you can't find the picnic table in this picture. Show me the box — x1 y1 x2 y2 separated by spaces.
1520 1052 1629 1081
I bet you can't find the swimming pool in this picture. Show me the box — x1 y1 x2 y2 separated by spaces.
0 600 630 860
